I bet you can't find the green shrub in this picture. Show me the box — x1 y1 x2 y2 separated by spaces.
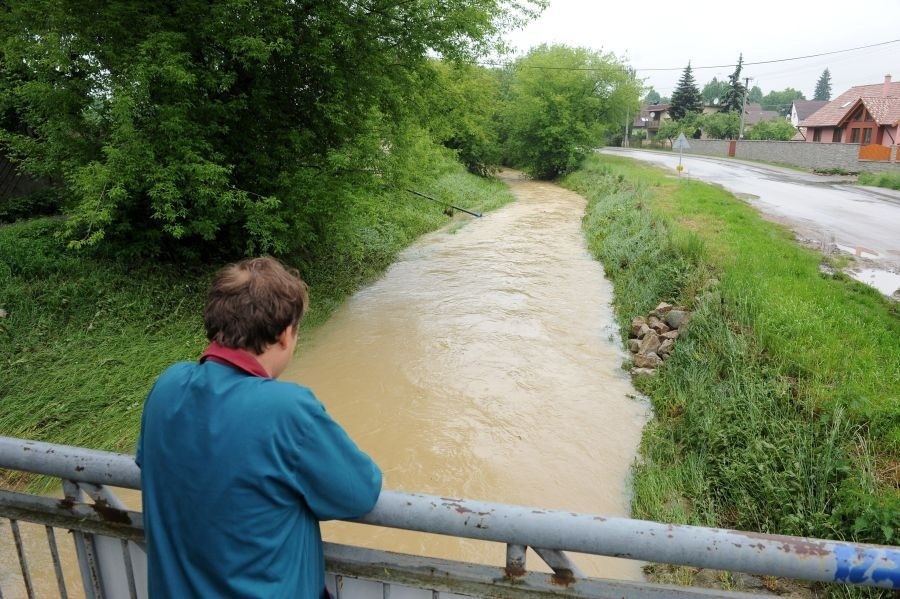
858 171 900 191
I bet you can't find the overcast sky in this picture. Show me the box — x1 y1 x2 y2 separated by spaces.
503 0 899 102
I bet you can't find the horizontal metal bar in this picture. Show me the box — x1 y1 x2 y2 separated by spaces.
324 541 764 599
0 437 140 489
362 492 900 589
2 436 898 589
0 490 144 542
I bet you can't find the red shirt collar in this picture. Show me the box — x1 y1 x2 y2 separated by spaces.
200 341 270 378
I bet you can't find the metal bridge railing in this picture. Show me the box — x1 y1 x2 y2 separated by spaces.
1 435 898 598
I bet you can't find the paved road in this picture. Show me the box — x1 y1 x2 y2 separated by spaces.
601 148 900 297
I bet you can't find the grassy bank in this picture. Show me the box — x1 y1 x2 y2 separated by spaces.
858 170 900 191
0 158 514 474
563 156 898 559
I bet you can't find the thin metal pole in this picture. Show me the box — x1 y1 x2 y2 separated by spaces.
63 481 102 599
10 519 36 599
738 76 750 140
121 539 138 599
404 189 482 218
45 525 69 599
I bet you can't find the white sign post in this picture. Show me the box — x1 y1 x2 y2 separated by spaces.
673 133 690 175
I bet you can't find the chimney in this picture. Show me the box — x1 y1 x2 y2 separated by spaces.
884 74 892 97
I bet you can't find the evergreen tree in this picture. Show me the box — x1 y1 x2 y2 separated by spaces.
721 54 746 113
669 62 702 120
814 68 832 101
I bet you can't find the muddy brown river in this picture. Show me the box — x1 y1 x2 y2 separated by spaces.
2 171 649 596
283 171 649 578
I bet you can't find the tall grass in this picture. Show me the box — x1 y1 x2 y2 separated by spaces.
564 155 899 556
858 170 900 191
0 155 514 476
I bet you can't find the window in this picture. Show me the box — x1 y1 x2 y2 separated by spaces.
832 127 843 142
850 128 860 143
812 129 822 142
862 129 872 144
853 108 863 121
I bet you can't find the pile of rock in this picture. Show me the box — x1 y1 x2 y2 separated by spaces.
628 302 691 377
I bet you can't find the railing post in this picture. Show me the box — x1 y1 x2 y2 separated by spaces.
64 481 104 599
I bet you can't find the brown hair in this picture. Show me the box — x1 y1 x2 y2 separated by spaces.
204 256 309 354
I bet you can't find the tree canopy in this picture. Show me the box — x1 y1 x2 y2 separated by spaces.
746 117 797 141
500 45 639 179
701 111 741 140
643 87 661 104
701 77 728 106
747 85 763 104
0 0 545 258
669 62 702 120
761 88 806 116
814 68 832 101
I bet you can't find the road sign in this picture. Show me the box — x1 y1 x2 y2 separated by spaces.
673 133 690 150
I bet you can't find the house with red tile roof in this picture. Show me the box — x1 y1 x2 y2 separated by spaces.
799 75 900 148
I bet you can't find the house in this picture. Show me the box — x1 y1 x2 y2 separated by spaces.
632 104 670 140
790 100 828 127
790 100 828 140
799 75 900 146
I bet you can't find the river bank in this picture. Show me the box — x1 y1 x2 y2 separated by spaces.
0 162 513 471
564 154 898 596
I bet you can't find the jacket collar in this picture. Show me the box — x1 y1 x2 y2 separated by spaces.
200 341 270 378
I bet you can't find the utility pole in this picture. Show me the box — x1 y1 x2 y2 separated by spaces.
738 76 750 140
624 109 630 147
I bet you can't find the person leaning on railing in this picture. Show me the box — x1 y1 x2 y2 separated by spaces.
136 256 382 598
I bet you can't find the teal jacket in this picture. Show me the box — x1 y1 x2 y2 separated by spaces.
137 350 382 598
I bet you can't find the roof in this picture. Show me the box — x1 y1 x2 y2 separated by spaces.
792 100 828 121
859 96 900 126
800 81 900 127
743 103 782 126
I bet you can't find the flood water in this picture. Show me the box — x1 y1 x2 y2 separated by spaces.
282 171 649 578
1 171 649 596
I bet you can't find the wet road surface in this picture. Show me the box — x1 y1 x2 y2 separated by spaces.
603 148 900 297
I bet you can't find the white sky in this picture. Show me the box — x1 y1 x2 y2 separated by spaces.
503 0 899 101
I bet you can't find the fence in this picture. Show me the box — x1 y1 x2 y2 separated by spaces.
672 139 899 172
1 436 898 598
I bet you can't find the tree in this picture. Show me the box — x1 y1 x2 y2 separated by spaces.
746 117 797 141
701 77 728 106
426 61 503 176
701 111 741 139
500 45 640 179
0 0 546 257
748 85 763 104
669 62 702 120
761 88 806 116
643 87 661 104
656 112 702 141
721 54 746 113
814 68 832 101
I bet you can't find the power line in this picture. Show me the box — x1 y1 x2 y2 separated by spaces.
480 38 899 72
637 38 900 71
